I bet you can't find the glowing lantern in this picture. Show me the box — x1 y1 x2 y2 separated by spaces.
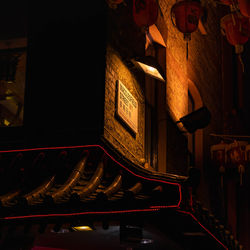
133 0 158 28
221 12 250 71
211 141 227 187
171 0 202 41
171 0 202 59
220 12 249 54
227 140 247 185
238 0 250 17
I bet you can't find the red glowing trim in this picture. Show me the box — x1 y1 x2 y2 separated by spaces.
150 205 179 209
0 144 182 207
2 208 160 221
178 210 228 250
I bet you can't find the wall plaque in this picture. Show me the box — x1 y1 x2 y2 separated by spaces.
116 80 138 133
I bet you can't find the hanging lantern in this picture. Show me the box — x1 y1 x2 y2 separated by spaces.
132 0 158 28
211 141 227 187
171 0 202 41
171 0 202 59
226 140 247 185
221 12 250 71
220 12 249 54
238 0 250 17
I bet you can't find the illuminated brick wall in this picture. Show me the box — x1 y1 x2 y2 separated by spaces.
104 46 145 166
156 1 224 183
159 0 188 123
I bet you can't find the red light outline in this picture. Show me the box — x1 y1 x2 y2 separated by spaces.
1 208 229 250
0 145 231 249
2 208 160 220
178 210 228 250
0 144 182 208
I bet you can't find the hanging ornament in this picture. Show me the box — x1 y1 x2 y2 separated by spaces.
132 0 158 28
171 0 202 59
211 141 227 188
220 12 250 72
238 0 250 17
227 140 247 185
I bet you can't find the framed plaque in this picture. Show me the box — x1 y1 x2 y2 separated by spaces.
116 80 138 134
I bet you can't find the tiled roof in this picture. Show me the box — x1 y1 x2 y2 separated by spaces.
0 144 241 250
0 145 183 217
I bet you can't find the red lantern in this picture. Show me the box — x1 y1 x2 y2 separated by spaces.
238 0 250 17
170 0 202 59
171 0 202 41
133 0 158 28
220 12 250 54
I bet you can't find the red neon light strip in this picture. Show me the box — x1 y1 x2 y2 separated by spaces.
2 208 160 221
149 205 179 209
178 210 228 250
0 144 182 207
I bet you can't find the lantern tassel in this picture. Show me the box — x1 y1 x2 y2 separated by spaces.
238 54 244 73
238 164 245 186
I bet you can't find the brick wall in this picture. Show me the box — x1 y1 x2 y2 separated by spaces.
156 0 224 198
159 0 188 123
104 1 224 181
104 46 145 166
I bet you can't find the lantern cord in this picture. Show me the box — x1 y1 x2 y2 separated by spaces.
238 54 244 73
186 41 188 60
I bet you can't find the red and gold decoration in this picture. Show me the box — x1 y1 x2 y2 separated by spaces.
211 140 249 186
132 0 159 28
